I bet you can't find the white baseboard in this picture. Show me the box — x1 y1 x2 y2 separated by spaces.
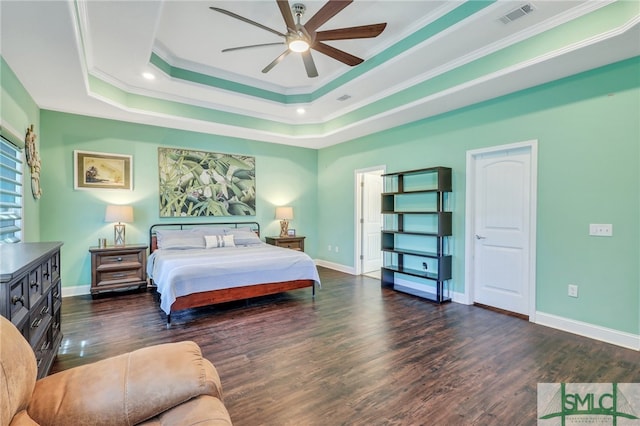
62 285 91 298
535 311 640 351
314 259 356 275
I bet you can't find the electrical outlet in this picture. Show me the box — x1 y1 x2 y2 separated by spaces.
568 284 579 298
589 224 613 236
335 246 339 253
327 245 331 251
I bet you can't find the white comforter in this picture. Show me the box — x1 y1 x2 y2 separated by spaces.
147 243 321 314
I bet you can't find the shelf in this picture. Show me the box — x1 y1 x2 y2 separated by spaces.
381 212 452 236
381 247 447 259
394 284 451 303
381 166 452 304
381 265 438 280
382 260 451 280
382 230 442 237
381 189 442 195
381 210 442 214
382 166 452 192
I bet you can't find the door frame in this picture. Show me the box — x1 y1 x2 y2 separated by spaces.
464 140 538 321
354 165 386 276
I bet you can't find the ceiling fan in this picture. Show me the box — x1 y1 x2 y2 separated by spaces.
209 0 387 78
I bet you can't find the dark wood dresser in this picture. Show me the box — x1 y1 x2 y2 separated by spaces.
0 242 63 378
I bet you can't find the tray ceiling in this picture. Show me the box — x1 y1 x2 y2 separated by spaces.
1 1 638 148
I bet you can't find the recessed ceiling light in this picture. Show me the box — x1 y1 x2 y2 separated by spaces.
296 107 306 115
142 72 155 80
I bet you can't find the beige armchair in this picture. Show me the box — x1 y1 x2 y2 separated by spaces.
0 315 232 425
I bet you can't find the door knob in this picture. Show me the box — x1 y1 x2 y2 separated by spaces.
475 234 487 240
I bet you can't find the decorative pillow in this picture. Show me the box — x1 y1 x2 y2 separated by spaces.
227 230 262 246
156 229 205 250
205 234 235 249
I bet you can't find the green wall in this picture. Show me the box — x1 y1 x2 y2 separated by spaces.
38 111 318 290
1 57 41 241
317 57 640 335
3 53 639 339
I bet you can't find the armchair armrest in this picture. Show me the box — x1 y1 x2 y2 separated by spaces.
28 341 223 426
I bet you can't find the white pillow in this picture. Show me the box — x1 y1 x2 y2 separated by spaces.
156 229 205 249
205 234 235 249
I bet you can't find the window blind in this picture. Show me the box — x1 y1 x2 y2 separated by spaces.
0 136 23 244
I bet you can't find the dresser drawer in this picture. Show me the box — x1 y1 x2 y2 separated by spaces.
28 296 52 348
51 280 62 312
96 252 143 268
28 265 44 308
9 275 29 321
96 268 144 286
40 255 53 293
33 328 53 373
281 240 302 250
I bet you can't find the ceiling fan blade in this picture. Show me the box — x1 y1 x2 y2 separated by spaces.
301 50 319 78
276 0 296 32
222 42 285 53
312 42 363 66
262 50 291 74
210 7 286 38
304 0 352 33
315 23 387 41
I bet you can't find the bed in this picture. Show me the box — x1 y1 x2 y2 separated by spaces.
148 222 320 325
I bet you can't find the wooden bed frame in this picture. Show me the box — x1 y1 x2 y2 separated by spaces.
149 222 315 326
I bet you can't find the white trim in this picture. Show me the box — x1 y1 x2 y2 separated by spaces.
62 284 91 298
354 166 386 276
0 122 26 148
536 311 640 351
315 259 356 275
464 140 538 321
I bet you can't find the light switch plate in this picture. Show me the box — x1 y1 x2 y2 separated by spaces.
589 224 612 236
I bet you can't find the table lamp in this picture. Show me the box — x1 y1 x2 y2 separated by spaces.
105 205 133 246
275 206 293 237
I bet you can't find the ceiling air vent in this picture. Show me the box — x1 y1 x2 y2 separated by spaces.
337 94 352 102
499 3 534 24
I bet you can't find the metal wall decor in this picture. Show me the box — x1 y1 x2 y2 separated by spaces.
25 124 42 199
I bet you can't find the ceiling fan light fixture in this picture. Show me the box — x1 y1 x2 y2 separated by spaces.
288 39 309 53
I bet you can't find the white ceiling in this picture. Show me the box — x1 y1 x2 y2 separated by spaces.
1 1 639 149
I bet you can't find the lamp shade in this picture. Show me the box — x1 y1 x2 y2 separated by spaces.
275 206 293 220
105 205 134 223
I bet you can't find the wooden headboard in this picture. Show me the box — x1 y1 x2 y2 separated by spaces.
149 221 260 253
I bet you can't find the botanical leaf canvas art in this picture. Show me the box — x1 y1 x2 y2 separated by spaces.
158 148 256 217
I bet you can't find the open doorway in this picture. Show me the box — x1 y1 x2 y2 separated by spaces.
355 166 385 277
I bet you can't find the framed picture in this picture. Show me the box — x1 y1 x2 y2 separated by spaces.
287 229 296 236
74 150 132 190
158 147 255 217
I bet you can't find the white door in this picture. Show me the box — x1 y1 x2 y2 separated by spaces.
362 171 383 274
468 143 536 316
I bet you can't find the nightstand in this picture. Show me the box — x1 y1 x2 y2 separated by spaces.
89 244 148 296
265 236 305 252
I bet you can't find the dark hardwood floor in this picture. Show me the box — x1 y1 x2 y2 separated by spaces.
53 267 640 425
